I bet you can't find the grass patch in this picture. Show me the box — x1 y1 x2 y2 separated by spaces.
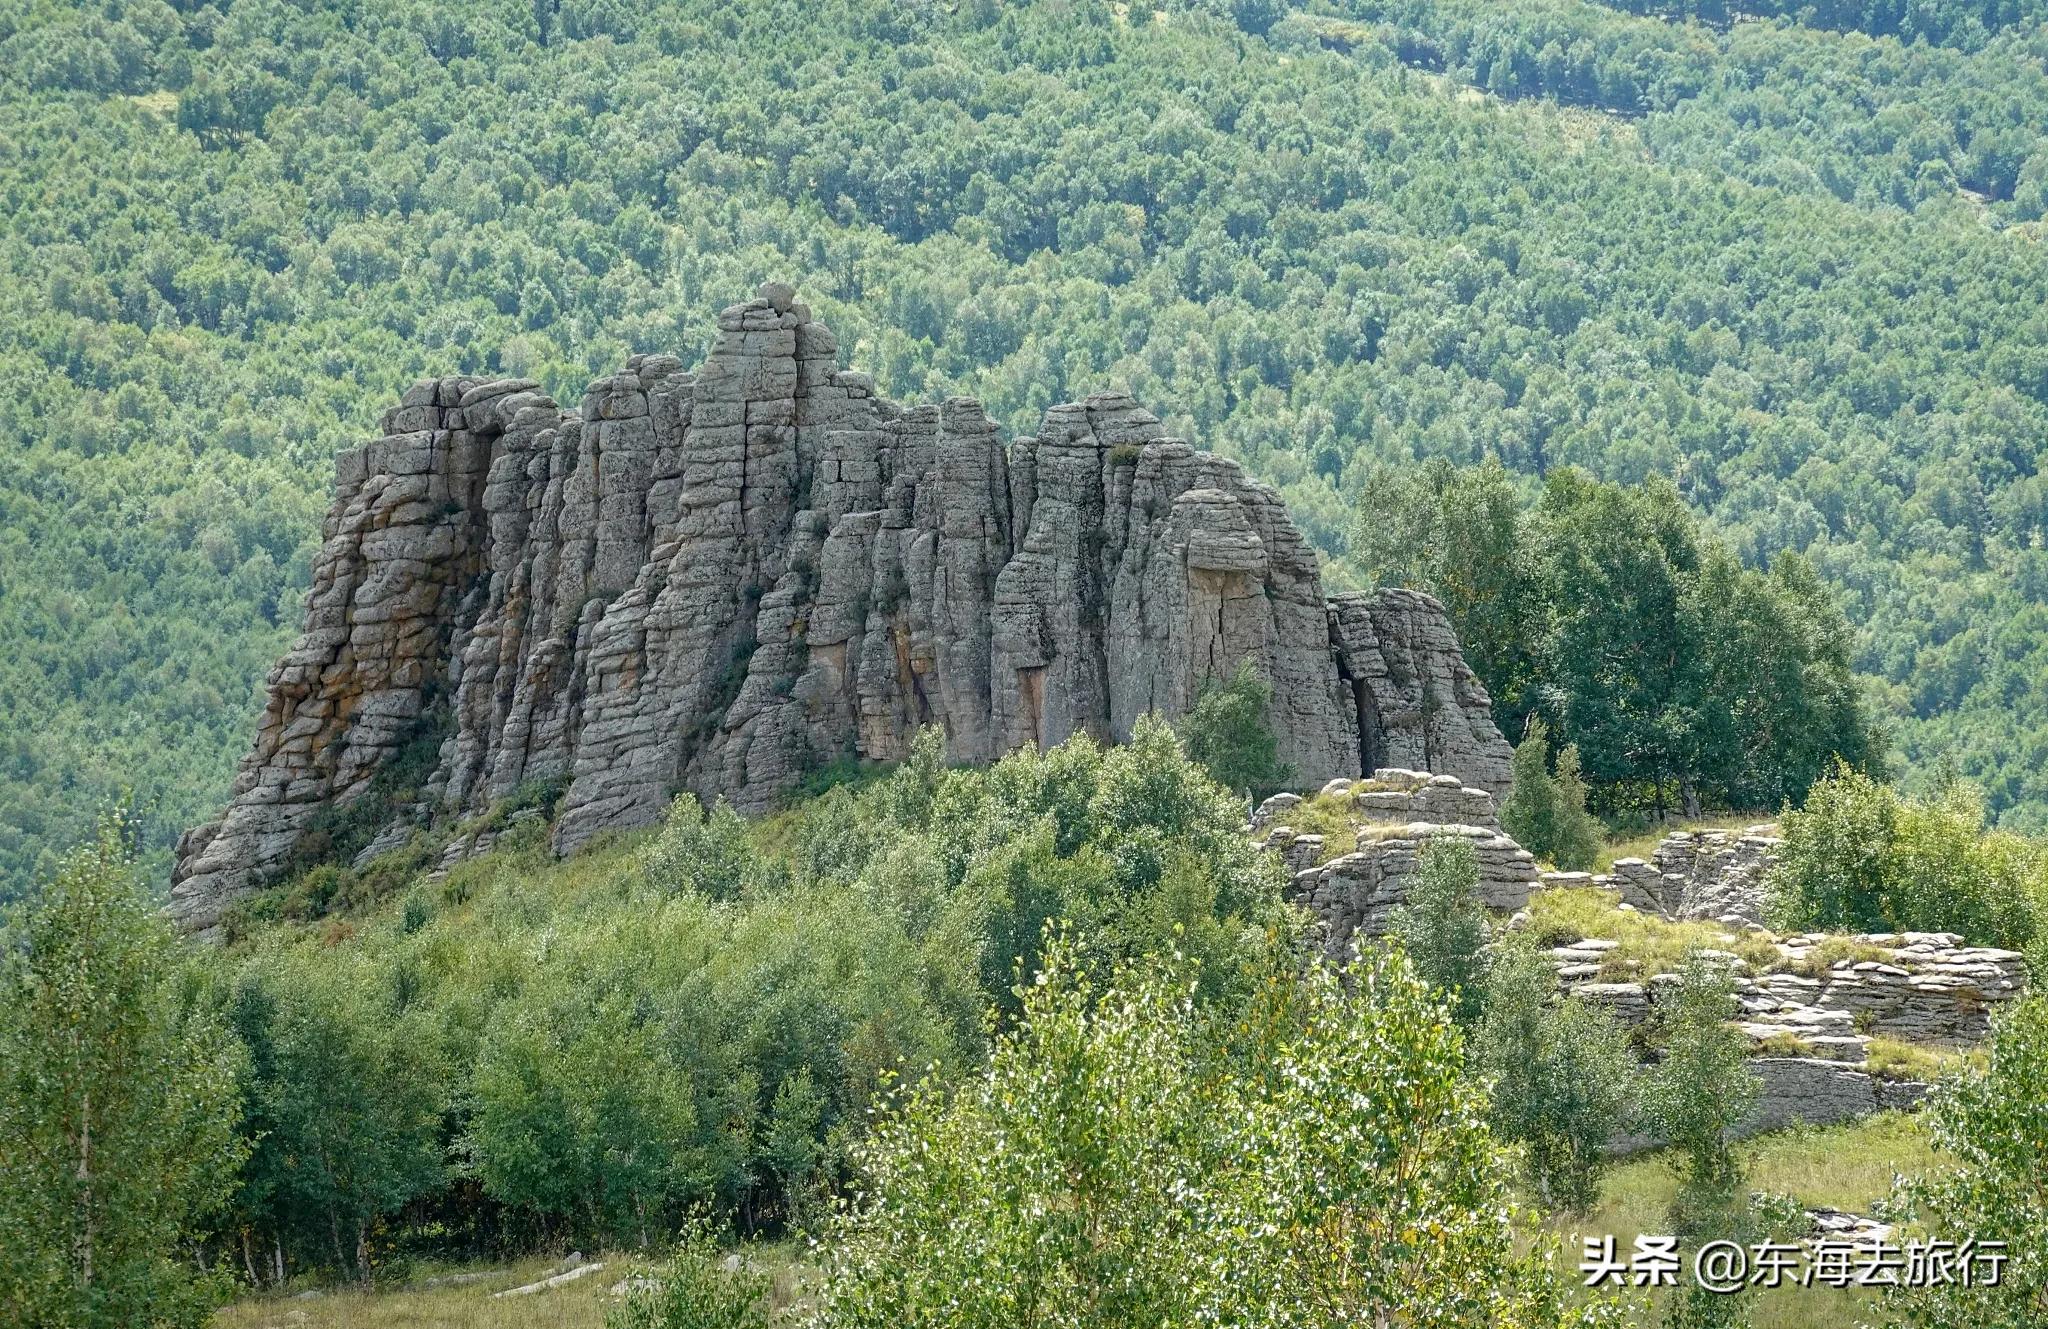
210 1244 814 1329
1751 1030 1814 1057
1543 1113 1944 1328
1522 887 1780 980
1788 934 1896 977
1864 1036 1985 1082
1270 790 1358 864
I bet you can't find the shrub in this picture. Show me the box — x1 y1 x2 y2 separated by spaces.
0 816 247 1327
1767 765 2047 948
818 939 1608 1329
607 1211 767 1329
1473 938 1636 1213
1175 659 1292 800
1500 717 1604 871
1389 833 1490 1024
1639 956 1761 1240
227 955 447 1284
645 795 757 901
1885 992 2048 1329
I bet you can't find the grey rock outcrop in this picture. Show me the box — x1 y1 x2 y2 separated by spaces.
1545 930 2027 1048
172 287 1511 936
1253 770 1538 960
1539 824 1781 928
1610 1059 1930 1155
1545 924 2023 1147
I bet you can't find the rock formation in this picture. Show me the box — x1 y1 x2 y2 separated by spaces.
1251 770 1541 960
1539 824 1782 930
1548 929 2025 1149
172 285 1511 936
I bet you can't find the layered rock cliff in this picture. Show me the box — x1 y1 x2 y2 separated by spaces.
171 285 1510 936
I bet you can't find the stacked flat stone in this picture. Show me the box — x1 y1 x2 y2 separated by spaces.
1254 770 1539 961
1771 932 2028 1045
173 285 1512 936
1540 928 2025 1149
1535 823 1781 927
1546 932 2026 1047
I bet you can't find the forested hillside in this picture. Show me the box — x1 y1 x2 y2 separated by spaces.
5 0 2048 894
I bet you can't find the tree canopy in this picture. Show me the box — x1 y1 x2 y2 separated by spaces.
6 0 2048 894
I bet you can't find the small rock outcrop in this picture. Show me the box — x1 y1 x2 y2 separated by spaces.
1253 770 1540 960
1540 823 1782 929
172 287 1511 936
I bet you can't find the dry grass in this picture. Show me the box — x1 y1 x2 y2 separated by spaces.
210 1254 626 1329
1542 1113 1945 1327
1522 887 1780 980
1787 935 1895 977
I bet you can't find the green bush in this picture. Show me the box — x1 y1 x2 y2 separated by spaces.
1767 765 2047 948
607 1213 768 1329
1500 717 1604 871
1639 956 1762 1240
1175 660 1292 801
818 939 1607 1329
0 816 247 1327
1886 992 2048 1329
204 723 1293 1270
1388 833 1490 1025
1473 937 1636 1213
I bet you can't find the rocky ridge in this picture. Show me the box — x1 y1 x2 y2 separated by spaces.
1551 927 2024 1148
1539 824 1783 929
1247 784 2026 1146
171 285 1511 936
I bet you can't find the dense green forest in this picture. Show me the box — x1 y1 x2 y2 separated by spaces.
5 0 2048 896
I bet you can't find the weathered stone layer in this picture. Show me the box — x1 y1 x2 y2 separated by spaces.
172 287 1511 935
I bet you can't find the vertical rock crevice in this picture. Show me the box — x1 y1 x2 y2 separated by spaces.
172 285 1510 935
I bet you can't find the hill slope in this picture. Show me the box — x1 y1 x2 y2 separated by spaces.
5 0 2048 892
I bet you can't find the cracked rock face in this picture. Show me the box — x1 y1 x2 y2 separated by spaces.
172 287 1511 936
1252 770 1539 961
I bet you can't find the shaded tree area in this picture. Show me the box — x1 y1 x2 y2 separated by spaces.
1355 460 1881 819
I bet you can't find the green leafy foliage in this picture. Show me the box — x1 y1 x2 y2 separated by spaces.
1500 716 1604 871
606 1211 768 1329
1885 991 2048 1329
1360 463 1881 818
1387 832 1489 1025
1638 956 1762 1240
818 937 1611 1329
1473 937 1636 1214
1766 763 2048 947
201 724 1292 1277
1175 659 1292 799
0 814 246 1327
226 953 448 1283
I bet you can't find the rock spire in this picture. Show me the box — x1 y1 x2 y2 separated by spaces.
171 285 1510 935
